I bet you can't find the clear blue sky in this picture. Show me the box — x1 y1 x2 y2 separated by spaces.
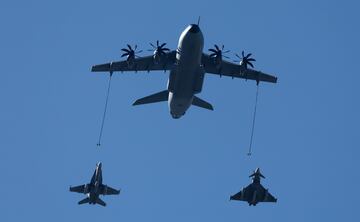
1 0 359 221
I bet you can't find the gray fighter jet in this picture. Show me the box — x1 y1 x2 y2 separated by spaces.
69 162 120 207
230 168 277 206
91 22 277 119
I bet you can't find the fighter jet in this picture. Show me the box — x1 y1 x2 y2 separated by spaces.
91 22 277 119
69 162 120 207
230 168 277 206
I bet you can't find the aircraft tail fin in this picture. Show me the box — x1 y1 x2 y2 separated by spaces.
192 96 214 111
78 197 90 205
133 90 168 106
96 197 107 207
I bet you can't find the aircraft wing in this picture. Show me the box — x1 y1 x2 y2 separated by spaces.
91 51 177 73
69 185 86 193
263 190 277 202
230 185 252 201
256 184 277 202
230 190 246 201
201 53 277 84
101 185 120 195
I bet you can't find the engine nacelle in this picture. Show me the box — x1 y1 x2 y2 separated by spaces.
213 55 222 67
153 51 162 64
126 55 135 68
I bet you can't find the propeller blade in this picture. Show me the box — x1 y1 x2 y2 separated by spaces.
136 50 143 53
127 44 132 50
223 50 230 53
160 42 167 48
162 47 170 51
242 51 245 57
246 53 252 58
134 45 138 50
121 48 130 52
248 62 254 68
223 55 230 59
209 53 216 57
247 58 256 62
156 40 159 47
209 49 217 53
215 44 220 51
121 53 128 57
235 53 241 59
222 45 224 50
150 42 155 48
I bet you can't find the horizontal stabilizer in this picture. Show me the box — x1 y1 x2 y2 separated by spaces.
78 197 90 205
192 96 214 110
101 185 121 195
133 90 168 106
96 197 107 207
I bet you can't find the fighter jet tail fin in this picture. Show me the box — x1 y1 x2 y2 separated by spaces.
78 197 90 205
96 197 107 207
192 96 214 111
133 90 168 106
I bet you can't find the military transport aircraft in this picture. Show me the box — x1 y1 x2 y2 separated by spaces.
91 23 277 119
230 168 277 206
69 162 120 207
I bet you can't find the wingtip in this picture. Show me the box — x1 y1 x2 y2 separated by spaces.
132 100 141 106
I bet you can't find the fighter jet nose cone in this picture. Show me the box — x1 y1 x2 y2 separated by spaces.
189 24 200 33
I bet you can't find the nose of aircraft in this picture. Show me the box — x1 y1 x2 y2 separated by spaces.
97 162 102 168
171 113 182 119
188 24 200 33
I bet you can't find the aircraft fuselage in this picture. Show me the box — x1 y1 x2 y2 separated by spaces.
167 24 204 119
88 163 102 204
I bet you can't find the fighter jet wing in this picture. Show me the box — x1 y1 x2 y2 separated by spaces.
231 190 246 201
230 185 252 201
255 184 277 202
91 51 176 73
100 185 120 195
69 185 87 193
262 190 277 202
202 53 277 84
